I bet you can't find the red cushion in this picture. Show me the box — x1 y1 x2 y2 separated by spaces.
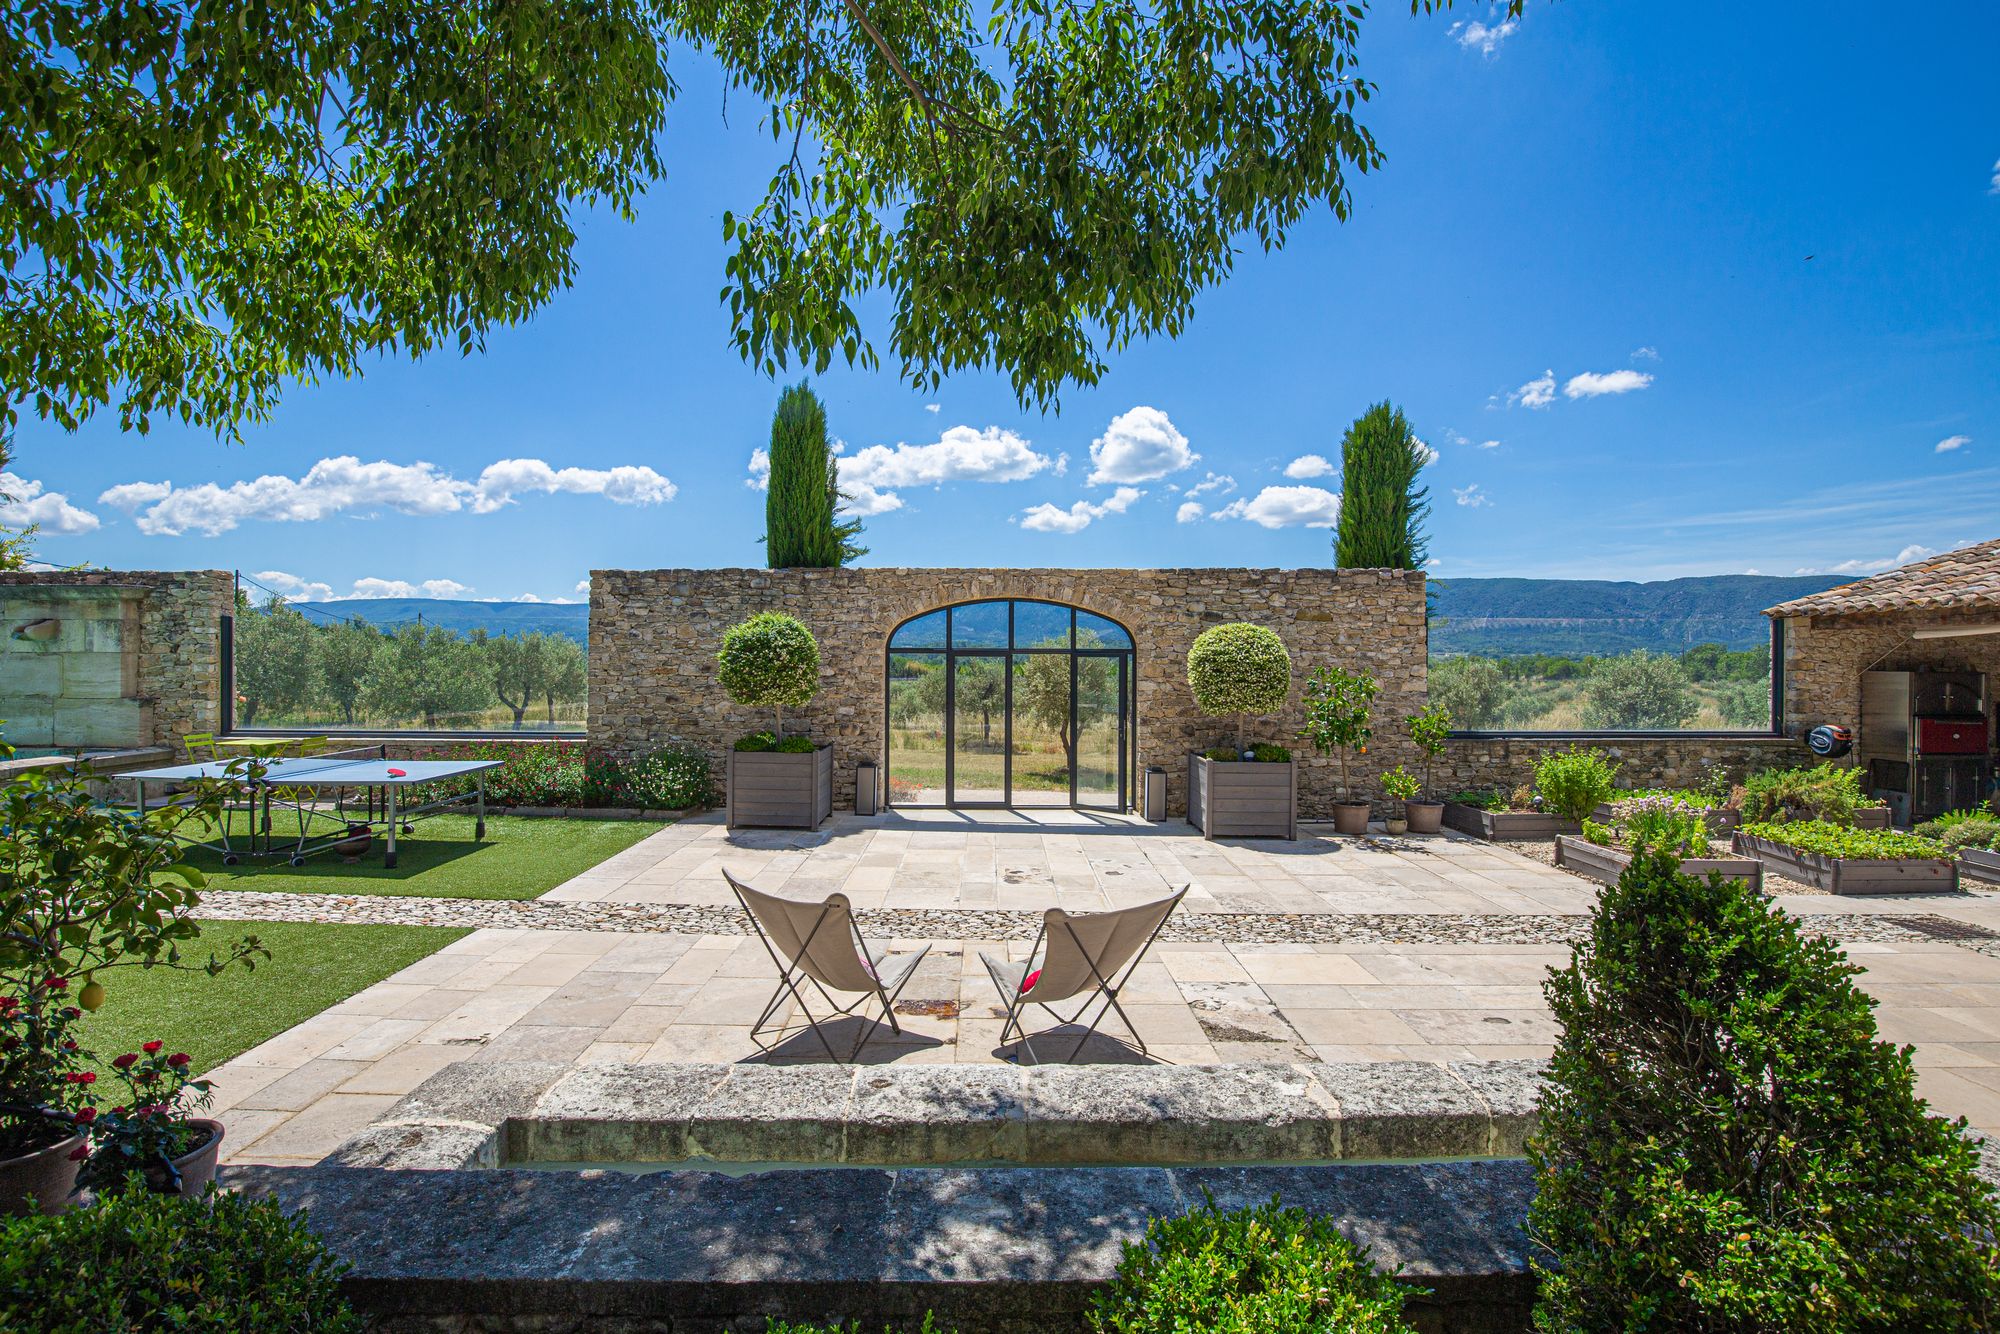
1021 968 1041 994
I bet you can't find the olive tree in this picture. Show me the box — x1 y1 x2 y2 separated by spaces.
1187 623 1291 753
717 612 821 740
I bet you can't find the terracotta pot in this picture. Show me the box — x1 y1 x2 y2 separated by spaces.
143 1119 225 1196
1405 801 1444 835
1331 802 1370 836
1385 818 1409 836
334 822 372 859
0 1130 85 1217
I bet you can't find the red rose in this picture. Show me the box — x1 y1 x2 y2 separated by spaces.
167 1053 191 1068
64 1071 95 1085
61 1040 78 1052
111 1053 138 1070
62 1007 81 1020
43 977 67 991
73 1107 96 1124
141 1040 163 1054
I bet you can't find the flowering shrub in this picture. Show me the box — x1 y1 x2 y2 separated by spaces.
0 990 92 1158
1187 623 1291 752
83 1040 214 1194
409 742 713 810
1607 793 1709 857
603 745 717 808
717 612 822 742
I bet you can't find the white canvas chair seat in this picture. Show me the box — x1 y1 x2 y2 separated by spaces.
727 869 931 1063
981 886 1188 1064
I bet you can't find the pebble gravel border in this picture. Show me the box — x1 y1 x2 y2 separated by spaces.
192 889 1949 949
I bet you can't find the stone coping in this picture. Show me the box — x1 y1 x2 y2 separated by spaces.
327 1058 1546 1173
225 1157 1537 1333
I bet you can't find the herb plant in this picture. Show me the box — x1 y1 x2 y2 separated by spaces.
1738 821 1952 863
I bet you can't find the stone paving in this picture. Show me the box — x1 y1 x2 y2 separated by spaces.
202 812 2000 1165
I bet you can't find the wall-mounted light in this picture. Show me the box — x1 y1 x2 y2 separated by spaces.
10 619 60 642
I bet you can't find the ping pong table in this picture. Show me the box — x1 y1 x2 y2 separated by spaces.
121 748 504 869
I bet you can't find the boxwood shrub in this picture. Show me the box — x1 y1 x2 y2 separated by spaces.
0 1188 360 1332
1737 820 1952 862
1090 1195 1420 1333
1530 848 2000 1331
1187 622 1291 752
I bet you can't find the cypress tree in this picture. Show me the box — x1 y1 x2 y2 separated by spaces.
1332 401 1430 569
764 382 866 567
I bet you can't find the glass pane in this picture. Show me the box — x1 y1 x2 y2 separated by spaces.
950 600 1009 649
889 609 946 651
1075 657 1123 808
1012 601 1071 650
886 651 946 805
1425 643 1774 732
1075 610 1132 651
951 655 1008 803
1010 653 1071 806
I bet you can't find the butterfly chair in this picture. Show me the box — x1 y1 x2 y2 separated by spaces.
981 887 1188 1064
725 869 933 1063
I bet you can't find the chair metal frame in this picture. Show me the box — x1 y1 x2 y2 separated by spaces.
728 872 931 1063
990 889 1186 1064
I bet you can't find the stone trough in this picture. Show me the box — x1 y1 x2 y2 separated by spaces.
227 1059 1551 1333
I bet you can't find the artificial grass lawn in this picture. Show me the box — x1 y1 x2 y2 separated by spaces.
178 813 657 900
78 919 467 1078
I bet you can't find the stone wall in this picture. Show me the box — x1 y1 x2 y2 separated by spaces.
1441 734 1806 798
588 567 1429 818
1779 608 2000 751
0 570 231 750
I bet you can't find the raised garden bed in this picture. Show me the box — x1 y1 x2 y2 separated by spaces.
1959 847 2000 885
727 744 833 830
1555 835 1763 892
1591 801 1740 835
1189 754 1296 840
1443 802 1580 841
1855 806 1892 830
1731 826 1957 895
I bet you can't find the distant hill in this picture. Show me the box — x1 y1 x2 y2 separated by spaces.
294 598 588 644
296 572 1854 658
1429 574 1849 656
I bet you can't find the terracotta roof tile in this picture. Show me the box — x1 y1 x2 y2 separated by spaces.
1766 537 2000 618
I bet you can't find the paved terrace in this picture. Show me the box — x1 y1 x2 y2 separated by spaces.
198 812 2000 1164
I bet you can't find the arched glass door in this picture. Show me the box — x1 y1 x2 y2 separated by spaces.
885 600 1134 809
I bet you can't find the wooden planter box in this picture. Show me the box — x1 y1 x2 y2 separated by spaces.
1958 847 2000 885
1188 754 1297 840
1555 835 1764 892
1592 802 1740 835
1442 803 1581 841
1855 806 1892 830
1730 832 1957 895
727 744 834 830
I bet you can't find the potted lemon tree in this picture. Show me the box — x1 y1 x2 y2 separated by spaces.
719 612 832 829
1300 665 1377 836
1404 703 1450 834
1186 623 1296 839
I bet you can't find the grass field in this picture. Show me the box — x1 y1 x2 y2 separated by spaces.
78 919 467 1077
178 813 658 900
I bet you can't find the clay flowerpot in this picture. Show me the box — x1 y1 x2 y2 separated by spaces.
1405 801 1444 835
334 822 372 860
1331 802 1370 836
1385 818 1409 836
143 1119 225 1196
0 1130 86 1217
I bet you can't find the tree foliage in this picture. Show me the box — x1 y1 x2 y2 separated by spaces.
361 623 491 729
1582 649 1698 730
717 611 821 738
1188 623 1291 751
1530 850 2000 1331
765 383 863 568
232 595 316 726
1298 664 1377 802
1427 656 1506 729
0 0 1524 444
1333 401 1430 569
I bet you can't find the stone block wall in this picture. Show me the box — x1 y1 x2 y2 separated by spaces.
1779 609 2000 753
0 570 230 750
588 567 1430 818
1440 734 1805 798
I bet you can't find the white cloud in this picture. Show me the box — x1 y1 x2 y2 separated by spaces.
746 448 771 490
1185 472 1236 499
1991 158 2000 196
1087 407 1197 484
340 577 476 601
0 473 100 535
574 578 591 595
1416 438 1440 467
1510 370 1557 409
829 424 1056 516
1937 435 1971 454
470 459 675 513
251 570 334 602
1284 454 1335 479
1212 485 1340 529
1451 16 1518 56
100 455 672 537
1425 557 1443 570
1794 544 1937 577
924 403 941 414
838 483 906 517
1478 438 1501 449
1632 346 1660 361
1175 500 1206 524
1564 369 1654 399
1018 487 1143 534
1454 483 1492 508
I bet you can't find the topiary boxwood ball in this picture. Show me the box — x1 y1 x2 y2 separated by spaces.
1187 622 1291 753
717 611 821 743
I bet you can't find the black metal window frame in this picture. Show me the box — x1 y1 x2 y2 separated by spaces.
1443 617 1790 743
884 599 1135 810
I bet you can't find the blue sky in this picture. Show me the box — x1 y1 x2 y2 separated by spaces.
5 3 1997 602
